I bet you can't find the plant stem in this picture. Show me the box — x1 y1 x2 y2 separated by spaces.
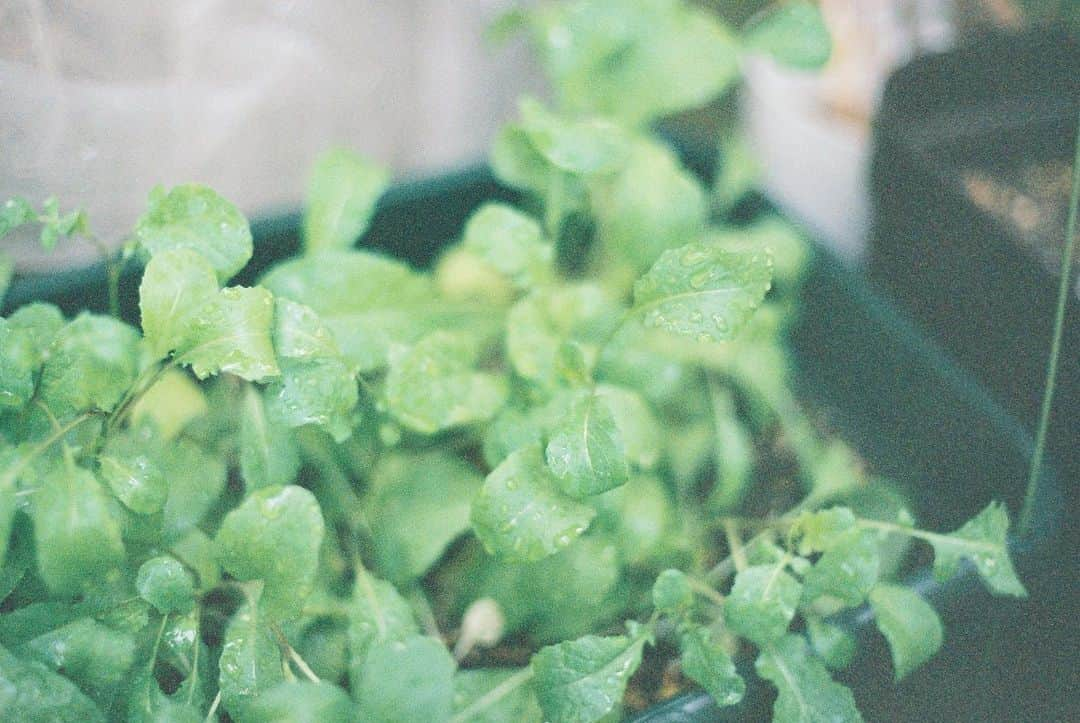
204 691 222 723
722 519 748 572
1020 108 1080 537
0 411 99 489
688 576 726 606
447 667 535 723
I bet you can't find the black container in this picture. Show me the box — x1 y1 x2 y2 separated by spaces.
4 168 1065 721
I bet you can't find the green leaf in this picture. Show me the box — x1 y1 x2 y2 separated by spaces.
868 584 944 680
545 389 629 498
516 98 629 176
471 445 595 562
240 681 353 723
532 630 648 723
679 623 745 707
793 507 857 555
723 564 802 647
0 472 16 569
802 530 880 608
304 149 390 253
384 331 507 435
806 618 856 671
632 243 773 343
127 667 203 723
526 0 740 125
353 635 456 723
0 254 10 307
652 569 693 616
708 385 755 512
136 556 195 614
97 425 168 515
175 286 280 382
239 385 301 491
271 298 343 361
742 2 832 70
32 466 125 596
129 369 209 440
38 313 140 417
266 358 357 442
24 616 136 703
5 302 65 362
366 452 482 584
215 485 325 620
591 136 708 272
929 502 1027 597
347 572 419 676
453 668 542 723
160 439 226 542
0 642 106 722
0 197 35 237
462 203 553 289
169 529 221 591
0 317 36 410
755 635 862 723
138 247 219 359
597 384 661 470
218 596 284 717
135 184 253 281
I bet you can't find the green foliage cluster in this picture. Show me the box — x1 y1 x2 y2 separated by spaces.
0 2 1025 721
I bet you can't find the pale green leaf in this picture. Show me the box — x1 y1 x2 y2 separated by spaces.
707 385 755 512
0 642 106 722
471 445 595 562
135 184 253 281
38 313 140 418
136 556 195 614
129 370 209 440
385 331 507 435
802 530 880 608
215 485 325 620
532 630 647 723
0 197 35 237
0 317 36 410
806 618 855 671
652 569 692 616
545 388 629 498
138 247 219 359
462 203 553 289
632 243 773 343
271 298 342 361
679 623 745 708
218 596 284 717
304 149 390 253
868 584 944 680
930 502 1027 597
239 681 353 723
452 669 542 723
742 1 832 70
347 572 419 680
5 302 65 362
596 384 661 470
175 286 280 382
266 358 357 442
353 635 456 723
168 528 221 591
32 466 125 596
24 616 136 703
97 425 168 515
723 564 802 647
239 385 301 491
755 635 862 723
161 438 226 542
793 507 858 555
517 98 629 176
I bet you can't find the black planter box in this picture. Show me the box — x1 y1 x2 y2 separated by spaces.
4 167 1065 721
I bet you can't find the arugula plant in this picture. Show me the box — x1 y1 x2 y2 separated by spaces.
0 1 1029 722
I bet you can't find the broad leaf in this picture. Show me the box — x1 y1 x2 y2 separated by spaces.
136 555 195 614
869 584 944 680
266 358 357 442
215 485 325 620
138 247 219 358
929 502 1026 597
794 507 857 555
38 313 140 418
516 98 629 176
5 302 65 362
806 618 856 671
0 197 35 237
347 572 418 675
384 331 506 435
723 564 802 647
0 318 36 410
742 1 832 70
218 596 284 717
471 445 595 562
595 384 660 470
129 370 209 440
135 184 253 281
679 623 745 707
462 202 553 290
532 630 648 723
304 149 390 253
97 425 168 515
802 530 880 608
545 388 629 498
755 635 862 723
161 438 227 542
238 385 301 491
353 635 456 723
240 681 353 723
453 668 542 723
0 643 106 722
652 569 692 617
175 286 279 382
632 243 773 343
32 466 125 596
24 617 136 704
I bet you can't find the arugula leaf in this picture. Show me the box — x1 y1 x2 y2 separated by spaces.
353 635 456 723
518 98 629 176
679 623 745 707
218 595 284 717
239 384 301 491
241 681 354 723
127 667 202 723
806 618 856 671
5 302 65 362
0 642 106 722
169 528 221 591
632 243 773 343
929 502 1027 597
175 286 280 382
215 485 325 620
0 317 36 411
97 424 168 515
868 584 943 680
138 247 219 359
135 184 253 281
652 569 693 616
304 149 390 253
793 507 858 555
742 2 832 70
347 572 419 669
723 564 802 647
532 628 648 723
545 388 629 498
452 668 542 723
32 466 125 597
384 331 507 435
471 445 596 562
755 634 862 723
24 616 136 704
462 203 553 290
595 384 660 470
0 197 35 237
129 370 209 440
802 530 880 608
136 556 195 614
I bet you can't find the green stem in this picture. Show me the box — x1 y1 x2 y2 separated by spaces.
447 667 535 723
1020 108 1080 537
203 690 222 723
856 517 997 553
688 576 726 606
